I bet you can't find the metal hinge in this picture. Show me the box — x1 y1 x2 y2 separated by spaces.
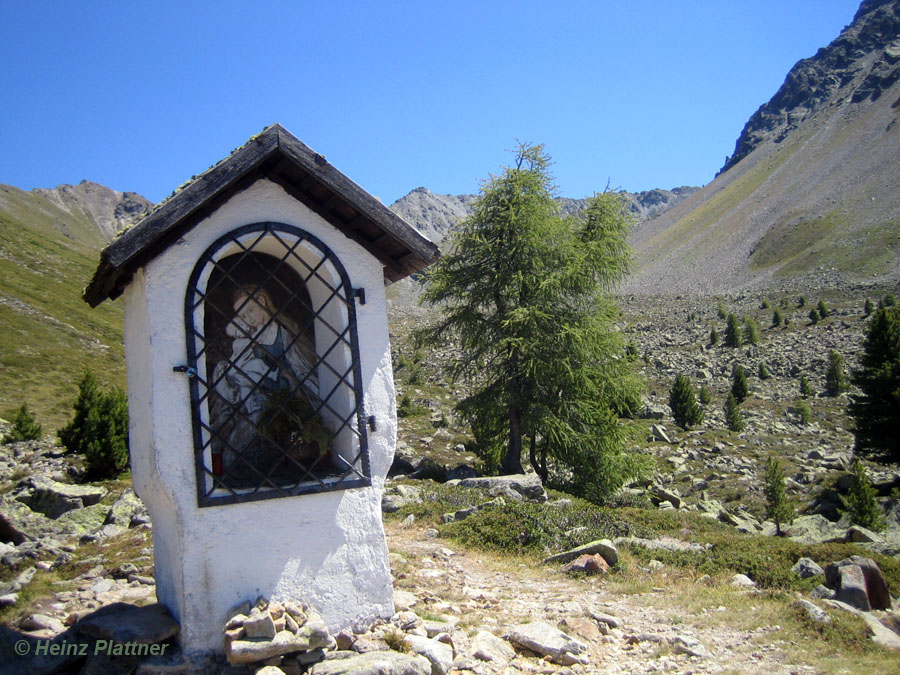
173 365 197 378
367 415 376 432
353 287 366 305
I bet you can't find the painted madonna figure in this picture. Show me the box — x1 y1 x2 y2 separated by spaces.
210 287 327 486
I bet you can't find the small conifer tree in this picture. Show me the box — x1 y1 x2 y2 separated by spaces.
743 317 760 346
58 372 130 479
731 364 749 403
798 296 806 308
758 362 770 380
709 328 719 346
772 308 782 327
4 403 42 443
817 299 829 320
884 293 897 307
864 298 874 316
724 392 744 432
669 374 704 430
825 350 848 397
698 385 712 406
783 315 790 327
809 308 819 325
799 373 812 398
724 313 741 348
796 400 812 425
761 299 770 309
764 456 794 535
717 301 727 320
841 457 885 531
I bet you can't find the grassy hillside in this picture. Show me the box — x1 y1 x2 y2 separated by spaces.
0 185 126 431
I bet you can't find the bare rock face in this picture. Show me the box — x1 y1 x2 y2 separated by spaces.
31 180 152 241
721 0 900 173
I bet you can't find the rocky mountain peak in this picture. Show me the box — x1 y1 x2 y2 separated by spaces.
31 180 152 241
720 0 900 174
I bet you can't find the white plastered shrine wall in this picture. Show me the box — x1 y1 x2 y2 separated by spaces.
122 179 397 657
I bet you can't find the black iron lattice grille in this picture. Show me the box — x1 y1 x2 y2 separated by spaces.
184 222 371 507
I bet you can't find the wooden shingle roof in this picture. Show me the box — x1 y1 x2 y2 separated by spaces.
83 124 440 307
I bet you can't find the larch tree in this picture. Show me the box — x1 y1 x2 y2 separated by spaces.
419 143 645 497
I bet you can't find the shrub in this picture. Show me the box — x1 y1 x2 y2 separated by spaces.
817 299 829 320
864 298 874 316
709 328 719 346
798 296 806 308
808 308 819 325
724 313 741 348
669 374 704 430
764 457 794 535
799 374 813 398
841 457 885 532
4 403 42 443
772 309 783 327
783 315 790 327
883 293 897 308
761 299 770 309
825 350 848 397
758 362 770 380
850 307 900 459
717 301 727 320
724 392 744 432
698 385 712 406
731 364 749 403
796 401 812 425
58 372 130 480
743 317 760 346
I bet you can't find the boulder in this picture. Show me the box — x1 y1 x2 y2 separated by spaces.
469 630 515 665
825 556 891 611
14 477 106 519
382 485 423 513
441 498 503 524
505 621 589 666
75 603 179 644
791 599 832 624
308 650 432 675
542 539 618 567
402 634 453 675
447 474 547 502
784 514 845 544
791 557 825 579
559 554 609 575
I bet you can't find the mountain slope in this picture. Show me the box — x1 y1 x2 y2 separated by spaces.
625 0 900 295
0 183 148 428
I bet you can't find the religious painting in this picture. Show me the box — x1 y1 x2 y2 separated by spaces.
203 251 330 488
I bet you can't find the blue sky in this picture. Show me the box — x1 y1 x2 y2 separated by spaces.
1 1 862 206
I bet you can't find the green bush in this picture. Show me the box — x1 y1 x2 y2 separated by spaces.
825 350 848 397
717 302 727 320
798 296 806 308
724 313 741 348
743 317 760 346
764 456 794 535
4 403 42 443
761 299 770 309
758 362 770 380
883 293 897 308
669 374 704 430
698 385 712 406
772 309 783 327
809 308 819 325
864 298 874 316
799 374 813 398
724 392 744 432
709 328 719 346
796 401 812 425
841 457 885 532
731 364 749 403
817 299 829 320
58 372 129 480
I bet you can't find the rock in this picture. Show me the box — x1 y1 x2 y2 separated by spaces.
105 489 148 528
441 498 503 524
541 539 618 567
14 477 106 519
825 556 891 611
614 535 706 554
0 566 35 596
586 609 621 629
784 514 845 544
20 613 66 633
649 485 682 509
845 525 884 544
810 584 837 600
402 634 453 675
243 609 277 639
393 590 418 611
227 623 334 664
505 621 589 666
650 424 671 443
0 593 18 607
668 635 710 658
75 602 179 644
308 650 432 675
559 554 609 575
447 474 547 502
792 599 832 624
823 600 900 650
640 403 667 420
469 630 515 665
792 557 825 579
55 503 112 536
382 485 423 513
731 574 756 588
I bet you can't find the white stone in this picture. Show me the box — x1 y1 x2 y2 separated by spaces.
505 621 589 666
402 634 454 675
469 630 515 665
123 179 397 657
